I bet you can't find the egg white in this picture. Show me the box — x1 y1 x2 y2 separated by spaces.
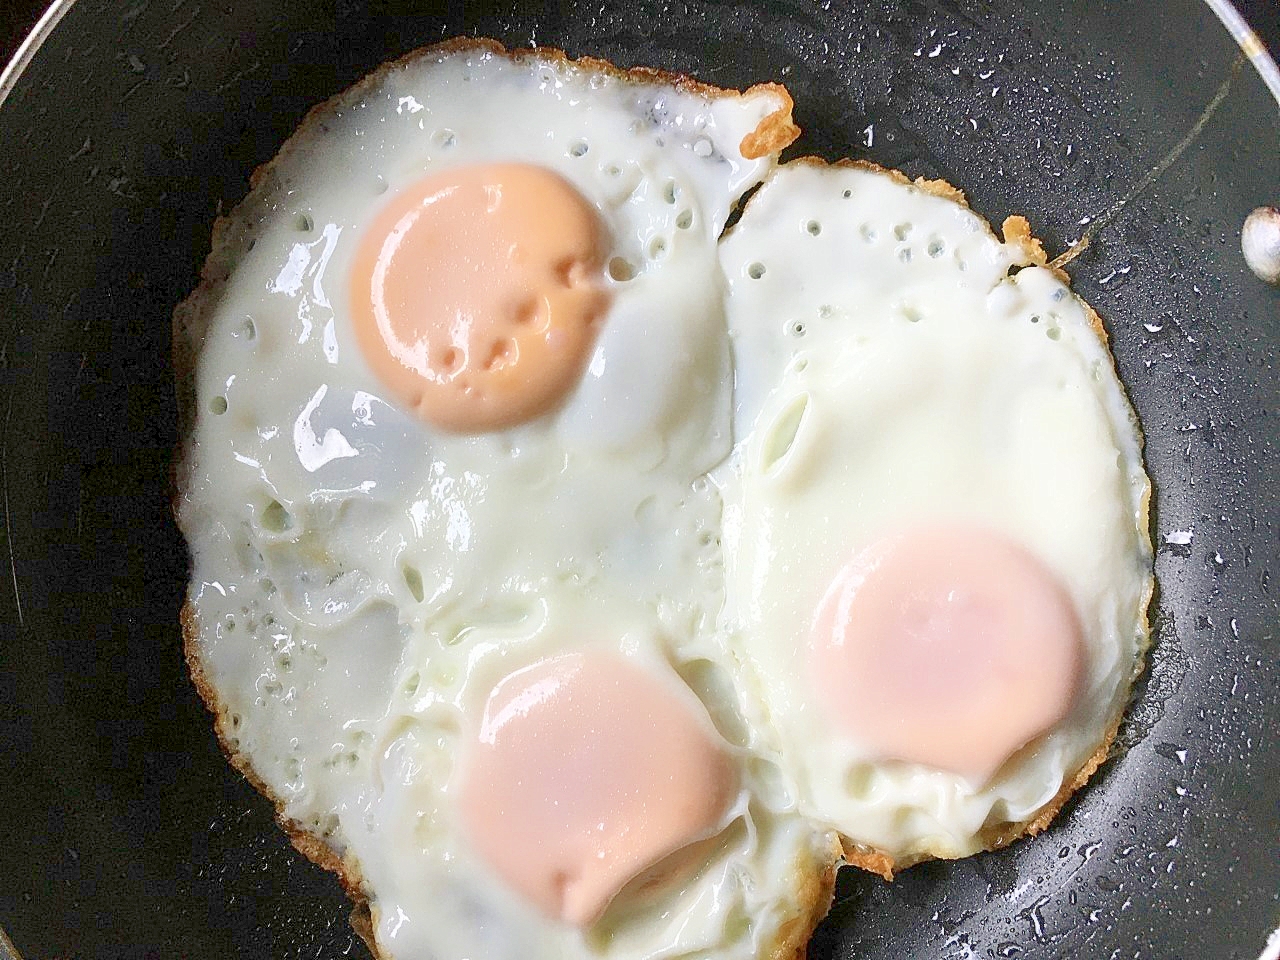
175 43 832 960
714 161 1153 862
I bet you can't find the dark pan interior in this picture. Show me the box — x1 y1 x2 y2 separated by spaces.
1 1 1276 958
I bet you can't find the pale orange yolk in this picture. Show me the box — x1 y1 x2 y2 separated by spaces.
810 527 1084 784
349 163 611 433
457 650 737 928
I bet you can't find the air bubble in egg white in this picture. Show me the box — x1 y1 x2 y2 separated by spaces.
608 257 637 281
259 500 294 535
844 763 881 800
402 565 426 604
402 671 421 698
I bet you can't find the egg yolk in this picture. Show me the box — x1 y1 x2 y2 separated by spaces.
349 163 612 433
810 527 1084 784
457 650 737 927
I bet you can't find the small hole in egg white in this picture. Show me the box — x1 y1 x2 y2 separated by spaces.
260 500 293 533
209 396 228 415
608 257 637 282
663 180 678 204
237 318 256 341
894 222 913 240
1046 326 1062 341
789 321 807 337
402 565 425 603
818 304 833 318
859 223 877 243
296 213 314 233
374 176 389 195
646 236 668 260
760 394 809 475
898 247 913 263
747 262 766 280
842 188 853 199
676 209 694 230
806 220 822 236
604 163 621 177
927 238 946 258
844 763 878 799
792 357 809 373
568 139 589 158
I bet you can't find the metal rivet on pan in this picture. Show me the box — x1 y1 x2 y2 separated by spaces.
1241 206 1280 284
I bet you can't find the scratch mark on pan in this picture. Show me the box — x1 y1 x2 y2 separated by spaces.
33 197 52 230
1051 54 1245 271
214 58 262 95
158 6 201 52
2 388 24 629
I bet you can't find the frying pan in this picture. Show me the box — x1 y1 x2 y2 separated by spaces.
1 1 1276 958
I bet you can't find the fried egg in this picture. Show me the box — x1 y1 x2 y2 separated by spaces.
175 40 1157 960
175 40 837 960
715 160 1153 867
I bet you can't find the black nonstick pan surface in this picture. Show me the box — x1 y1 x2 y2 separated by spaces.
1 2 1277 958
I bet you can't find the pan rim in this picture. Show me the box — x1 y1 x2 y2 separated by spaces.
1203 0 1280 105
0 0 72 108
0 0 1278 113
